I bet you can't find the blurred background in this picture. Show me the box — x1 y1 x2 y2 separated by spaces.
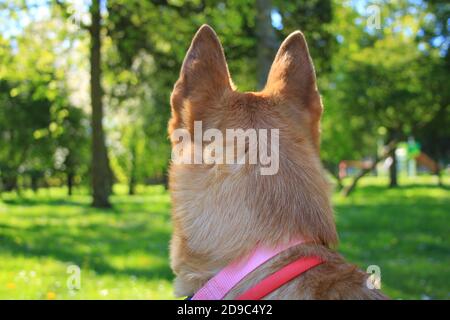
0 0 449 299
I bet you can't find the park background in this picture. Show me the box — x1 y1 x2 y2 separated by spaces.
0 0 449 299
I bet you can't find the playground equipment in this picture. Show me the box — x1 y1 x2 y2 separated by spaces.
340 139 442 197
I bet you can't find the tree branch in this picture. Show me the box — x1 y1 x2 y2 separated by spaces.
342 140 398 197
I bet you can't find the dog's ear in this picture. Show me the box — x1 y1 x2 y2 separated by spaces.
264 31 321 115
264 31 322 150
169 24 232 133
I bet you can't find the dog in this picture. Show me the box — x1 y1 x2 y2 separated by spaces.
168 24 386 299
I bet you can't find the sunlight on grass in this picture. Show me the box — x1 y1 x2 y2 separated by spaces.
334 176 449 299
0 185 173 299
0 177 449 299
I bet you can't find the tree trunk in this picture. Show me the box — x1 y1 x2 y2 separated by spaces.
162 168 169 190
389 146 398 188
31 174 39 193
90 0 112 208
3 173 17 192
335 174 343 191
256 0 277 89
67 171 74 196
128 176 136 196
342 140 397 197
128 143 137 196
324 165 343 191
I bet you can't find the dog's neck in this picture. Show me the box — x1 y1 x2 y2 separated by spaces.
169 145 337 297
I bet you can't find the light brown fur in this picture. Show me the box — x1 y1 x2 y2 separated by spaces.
168 24 386 299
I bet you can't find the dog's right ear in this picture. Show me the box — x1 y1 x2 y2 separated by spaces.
169 24 233 134
264 31 323 150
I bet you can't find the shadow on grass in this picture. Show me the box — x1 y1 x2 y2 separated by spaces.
334 185 450 299
0 193 174 282
0 231 173 280
1 181 449 298
2 197 90 208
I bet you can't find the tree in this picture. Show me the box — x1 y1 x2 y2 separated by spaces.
0 25 58 193
54 106 89 196
415 0 450 181
322 1 443 189
104 0 336 189
256 0 278 88
275 0 334 74
89 0 113 207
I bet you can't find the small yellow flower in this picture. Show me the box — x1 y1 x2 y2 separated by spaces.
47 291 56 300
6 282 16 289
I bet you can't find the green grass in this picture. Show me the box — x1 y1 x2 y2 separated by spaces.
0 185 173 299
0 176 448 299
333 176 450 299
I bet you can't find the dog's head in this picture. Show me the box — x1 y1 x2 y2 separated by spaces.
168 25 337 254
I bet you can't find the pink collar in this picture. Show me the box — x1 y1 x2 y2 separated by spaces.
191 238 306 300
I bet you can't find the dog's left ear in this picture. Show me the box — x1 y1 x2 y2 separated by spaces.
169 24 233 134
264 31 322 116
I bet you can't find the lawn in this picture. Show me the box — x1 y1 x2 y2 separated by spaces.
0 176 448 299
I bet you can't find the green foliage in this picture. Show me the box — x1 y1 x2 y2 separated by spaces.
102 0 336 183
414 0 450 162
1 0 449 301
320 0 449 172
0 20 89 192
3 1 447 190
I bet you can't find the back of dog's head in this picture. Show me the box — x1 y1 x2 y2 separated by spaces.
168 25 338 251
